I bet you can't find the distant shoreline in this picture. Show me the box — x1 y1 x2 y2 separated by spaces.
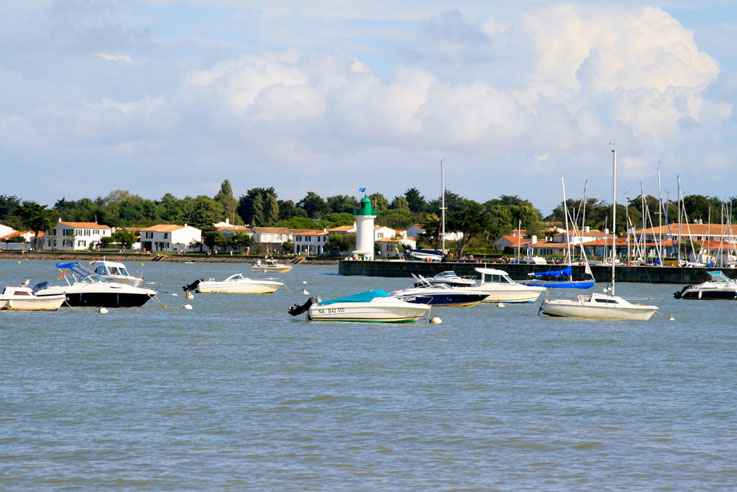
0 251 339 265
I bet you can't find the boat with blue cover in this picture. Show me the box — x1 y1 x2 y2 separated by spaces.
526 265 596 289
288 289 431 322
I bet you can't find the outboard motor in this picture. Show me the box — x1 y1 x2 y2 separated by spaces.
288 298 314 316
183 279 202 293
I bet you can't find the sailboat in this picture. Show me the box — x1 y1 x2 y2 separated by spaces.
527 177 596 289
541 150 659 320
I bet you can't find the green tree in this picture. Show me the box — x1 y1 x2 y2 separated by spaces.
16 201 54 250
215 179 240 224
326 195 358 214
298 191 327 218
112 229 138 248
227 232 252 253
404 187 426 213
251 193 265 226
450 201 491 258
326 233 356 253
265 194 279 225
390 195 410 210
275 217 321 229
368 193 389 212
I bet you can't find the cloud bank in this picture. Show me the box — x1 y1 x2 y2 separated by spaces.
0 2 734 212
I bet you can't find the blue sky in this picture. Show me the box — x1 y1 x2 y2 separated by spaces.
1 1 736 215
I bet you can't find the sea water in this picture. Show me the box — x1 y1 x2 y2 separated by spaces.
1 259 736 490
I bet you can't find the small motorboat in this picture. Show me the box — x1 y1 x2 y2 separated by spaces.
34 262 157 308
392 275 488 306
90 259 144 287
186 273 284 294
288 289 431 322
0 282 65 311
674 270 737 300
251 258 292 273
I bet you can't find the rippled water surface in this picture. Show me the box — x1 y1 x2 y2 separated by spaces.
2 259 737 490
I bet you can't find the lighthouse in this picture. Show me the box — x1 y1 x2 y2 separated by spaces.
353 195 377 260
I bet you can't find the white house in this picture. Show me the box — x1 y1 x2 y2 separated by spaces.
45 219 112 250
293 230 329 255
215 220 253 241
250 227 297 254
139 224 202 252
0 223 15 238
374 225 396 240
0 230 39 251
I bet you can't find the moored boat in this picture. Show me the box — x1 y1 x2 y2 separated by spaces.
34 262 157 308
91 259 144 287
251 258 292 273
288 289 431 322
390 279 488 307
187 273 284 294
0 283 65 311
674 270 737 300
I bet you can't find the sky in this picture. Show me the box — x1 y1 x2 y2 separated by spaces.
1 1 736 216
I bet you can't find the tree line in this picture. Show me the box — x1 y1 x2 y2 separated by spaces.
1 180 735 257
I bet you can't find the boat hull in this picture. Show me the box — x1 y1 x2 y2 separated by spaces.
526 280 596 289
197 281 283 294
674 287 737 300
541 298 657 320
308 301 430 322
0 294 65 311
466 286 545 303
392 292 487 307
35 285 156 308
251 266 292 273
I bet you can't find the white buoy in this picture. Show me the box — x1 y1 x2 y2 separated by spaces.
302 289 309 295
669 315 675 321
98 307 109 314
171 293 178 297
186 291 194 300
184 304 193 310
302 280 307 284
497 302 505 308
429 316 442 324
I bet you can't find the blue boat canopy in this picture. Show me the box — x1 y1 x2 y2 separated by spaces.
531 265 572 278
318 289 390 306
55 261 94 277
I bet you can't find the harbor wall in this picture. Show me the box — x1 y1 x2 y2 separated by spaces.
338 260 733 284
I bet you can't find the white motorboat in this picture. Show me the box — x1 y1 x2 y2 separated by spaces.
674 270 737 300
541 292 657 320
392 275 488 306
34 262 157 308
90 260 144 287
251 258 292 273
288 289 431 322
540 150 658 320
188 273 284 294
465 267 546 303
0 282 65 311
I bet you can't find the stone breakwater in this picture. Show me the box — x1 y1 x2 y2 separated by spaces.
338 259 734 284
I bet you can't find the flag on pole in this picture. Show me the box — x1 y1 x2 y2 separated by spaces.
359 187 366 192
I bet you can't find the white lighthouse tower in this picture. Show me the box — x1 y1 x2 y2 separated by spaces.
352 195 377 260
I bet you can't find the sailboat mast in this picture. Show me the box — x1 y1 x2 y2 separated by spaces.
677 175 682 261
440 159 446 256
611 149 617 296
561 177 572 280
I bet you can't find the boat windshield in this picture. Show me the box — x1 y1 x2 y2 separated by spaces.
707 271 733 283
483 273 513 284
